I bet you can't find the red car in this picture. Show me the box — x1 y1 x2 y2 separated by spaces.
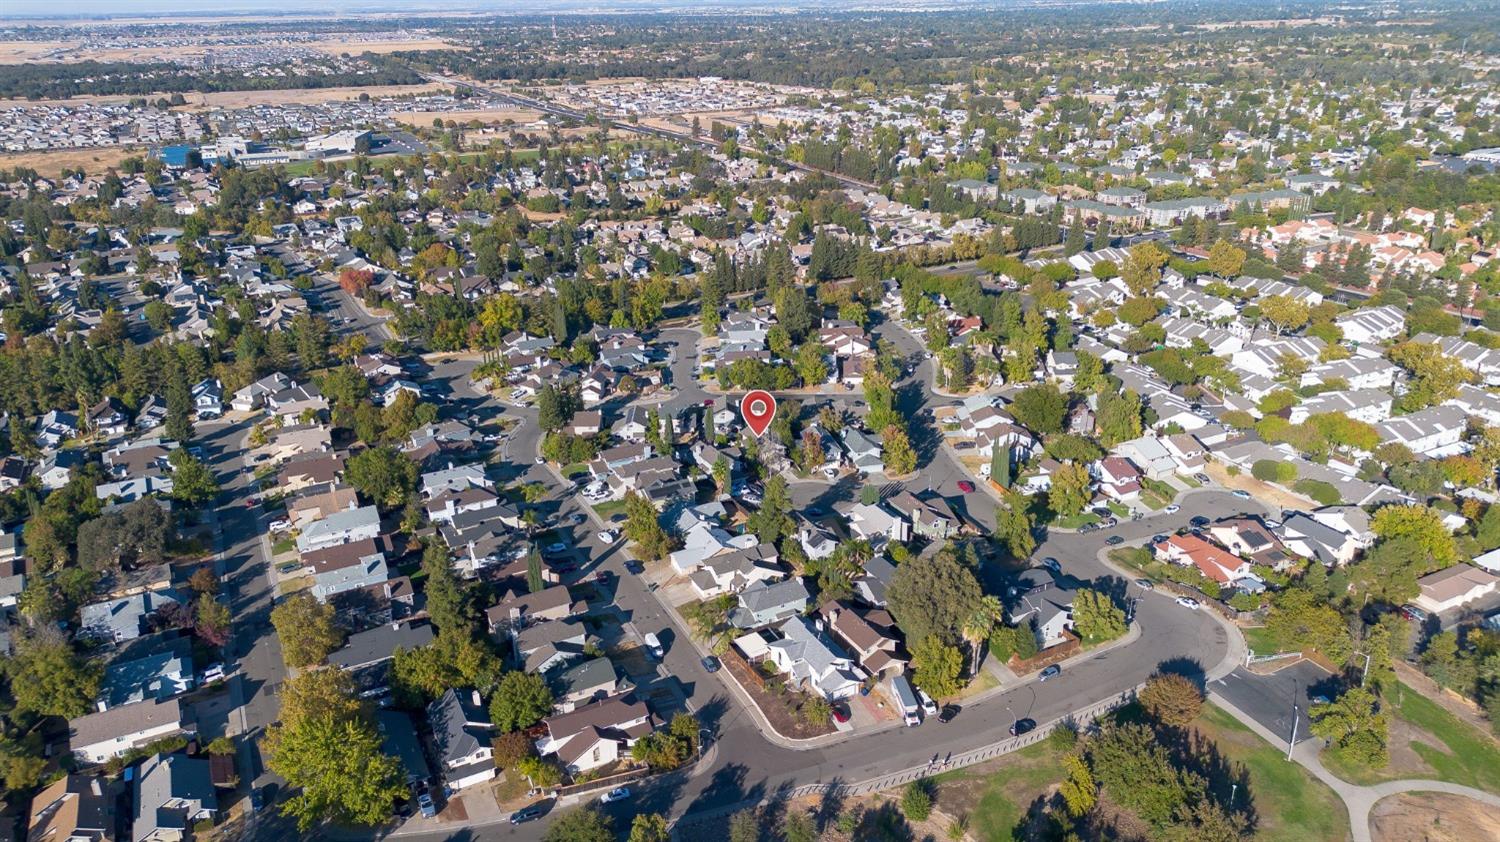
831 705 850 724
957 480 975 493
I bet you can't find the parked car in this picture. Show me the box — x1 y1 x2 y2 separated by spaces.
917 688 939 716
268 519 291 532
510 805 545 825
957 480 975 493
248 788 264 813
1009 718 1036 736
1135 578 1155 590
701 656 720 673
1038 665 1061 682
1231 489 1252 500
417 792 437 818
1151 534 1168 544
626 559 645 574
937 704 961 723
831 704 851 724
1190 515 1210 527
1105 535 1124 546
1194 473 1212 484
1164 504 1180 514
1400 604 1430 623
600 787 631 804
1041 557 1061 573
643 632 664 660
1175 596 1200 610
199 663 226 683
543 542 568 555
597 530 618 544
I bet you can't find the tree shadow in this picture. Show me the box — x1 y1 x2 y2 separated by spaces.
814 778 846 833
1155 656 1207 694
854 800 916 842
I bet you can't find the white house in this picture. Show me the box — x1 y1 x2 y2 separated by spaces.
1375 405 1469 459
69 698 188 764
766 616 864 701
1335 305 1406 345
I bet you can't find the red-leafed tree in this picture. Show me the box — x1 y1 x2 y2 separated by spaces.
338 267 374 295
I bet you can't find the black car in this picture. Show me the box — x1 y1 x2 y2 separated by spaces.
1151 534 1168 544
1009 717 1036 736
1105 535 1124 545
511 805 545 825
626 559 645 574
937 704 961 723
1190 515 1210 527
701 656 720 673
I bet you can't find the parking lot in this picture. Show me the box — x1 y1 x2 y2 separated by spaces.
1210 661 1338 746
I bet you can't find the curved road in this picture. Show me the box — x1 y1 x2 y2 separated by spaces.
392 320 1260 840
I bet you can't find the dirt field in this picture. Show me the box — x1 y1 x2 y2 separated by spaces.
0 41 78 63
0 82 447 111
394 107 543 127
0 146 140 176
1371 792 1500 842
1205 461 1314 511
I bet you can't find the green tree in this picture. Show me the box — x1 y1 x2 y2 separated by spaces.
489 671 554 733
421 540 473 634
1048 462 1094 518
1309 686 1389 768
1072 588 1127 643
8 628 101 718
543 807 614 842
1121 242 1170 297
910 636 964 698
1087 721 1200 827
1206 239 1246 278
1011 384 1068 434
1370 504 1458 566
167 447 220 506
623 492 674 561
271 592 345 668
1260 294 1310 335
887 550 983 646
1139 672 1204 726
516 755 563 787
781 810 816 842
628 814 672 842
881 424 918 475
345 446 417 508
747 475 795 545
266 714 407 830
728 810 760 842
1058 751 1097 818
794 342 828 386
993 494 1035 560
1096 389 1143 446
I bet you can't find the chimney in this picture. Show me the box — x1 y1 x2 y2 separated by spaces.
471 689 483 707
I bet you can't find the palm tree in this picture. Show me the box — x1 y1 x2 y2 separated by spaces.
962 596 1006 676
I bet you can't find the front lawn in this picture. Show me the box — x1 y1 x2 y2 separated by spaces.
1320 681 1500 794
589 499 629 522
1242 625 1293 657
1053 512 1100 530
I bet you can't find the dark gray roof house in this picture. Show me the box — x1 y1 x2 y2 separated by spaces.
328 621 435 672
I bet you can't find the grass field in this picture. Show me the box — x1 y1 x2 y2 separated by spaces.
1242 625 1292 656
1196 703 1350 842
1321 682 1500 794
930 703 1349 842
0 146 140 177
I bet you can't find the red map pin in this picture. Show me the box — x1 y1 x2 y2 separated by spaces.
740 390 777 437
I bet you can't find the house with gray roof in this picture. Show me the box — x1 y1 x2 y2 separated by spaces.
100 636 194 709
328 621 434 672
79 589 186 643
548 657 623 713
732 577 811 628
69 697 188 764
375 709 431 786
766 616 864 701
132 752 217 842
296 505 380 553
427 689 497 793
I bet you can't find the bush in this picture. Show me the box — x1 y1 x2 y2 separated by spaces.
902 779 933 821
1294 479 1341 505
1252 459 1296 483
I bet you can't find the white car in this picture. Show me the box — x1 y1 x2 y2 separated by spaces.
1175 596 1200 610
597 530 618 544
917 688 939 716
268 519 291 533
1164 504 1180 514
600 787 631 804
200 664 226 683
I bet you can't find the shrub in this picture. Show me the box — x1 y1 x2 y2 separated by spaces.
1252 459 1296 483
902 779 933 821
1294 479 1341 506
1139 672 1204 726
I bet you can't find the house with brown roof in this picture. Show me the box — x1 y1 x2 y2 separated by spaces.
537 694 657 774
287 483 359 528
27 774 114 842
485 585 583 633
819 601 905 678
275 451 344 492
1412 564 1498 615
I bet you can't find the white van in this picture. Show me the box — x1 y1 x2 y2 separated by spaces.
643 632 664 660
890 675 921 726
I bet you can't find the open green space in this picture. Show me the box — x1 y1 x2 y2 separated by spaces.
1320 682 1500 794
1196 703 1350 842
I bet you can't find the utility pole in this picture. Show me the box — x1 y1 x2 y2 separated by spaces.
1356 651 1372 686
1287 700 1299 761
